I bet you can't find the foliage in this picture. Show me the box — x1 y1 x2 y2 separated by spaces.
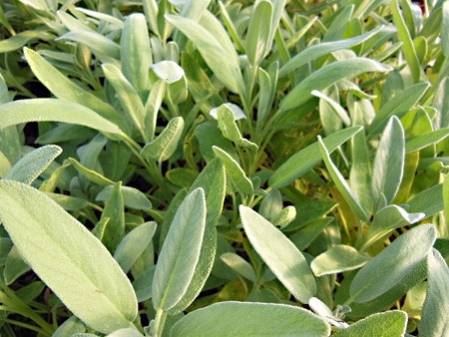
0 0 448 336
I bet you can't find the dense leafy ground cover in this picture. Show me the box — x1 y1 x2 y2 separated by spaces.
0 0 449 336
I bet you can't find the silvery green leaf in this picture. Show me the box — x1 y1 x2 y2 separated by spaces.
209 103 246 120
4 246 30 285
311 245 370 277
212 146 254 198
362 205 425 250
432 77 449 129
220 253 256 282
240 206 316 303
121 14 152 96
279 58 391 112
309 297 349 328
269 126 362 188
0 99 127 141
165 13 244 94
151 61 185 84
169 301 330 337
114 222 157 273
5 145 62 185
96 185 152 211
333 311 407 337
371 116 405 206
318 137 369 221
419 249 449 337
245 0 273 65
141 117 184 162
0 181 138 333
106 328 143 337
280 27 385 76
58 30 120 60
216 105 257 150
102 63 146 140
52 316 85 337
152 188 206 311
369 82 429 135
24 48 122 127
350 224 436 303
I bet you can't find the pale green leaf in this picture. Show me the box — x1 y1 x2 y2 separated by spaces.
0 181 138 334
152 188 206 311
269 126 362 188
350 224 436 303
169 301 330 337
240 206 316 303
5 145 62 184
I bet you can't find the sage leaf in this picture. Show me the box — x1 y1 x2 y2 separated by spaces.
152 188 206 311
350 224 436 303
114 222 157 273
419 249 449 337
170 301 330 337
333 311 407 337
240 206 316 303
270 126 362 188
0 180 138 333
5 145 62 184
311 245 370 277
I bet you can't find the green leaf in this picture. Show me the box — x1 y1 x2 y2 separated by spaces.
279 58 390 112
0 99 126 141
141 117 184 162
96 186 152 211
362 205 425 250
165 14 244 94
240 206 316 303
269 126 362 188
405 184 443 217
216 105 257 150
350 224 436 303
433 77 449 129
52 316 85 337
245 0 273 65
318 137 369 221
114 222 157 273
406 128 449 152
4 246 30 285
151 61 185 84
168 159 225 314
220 253 256 281
371 116 405 205
391 0 421 82
152 188 206 311
419 249 449 337
59 30 120 60
5 145 62 184
279 27 386 77
121 14 152 96
311 245 370 277
333 311 407 337
0 31 47 53
23 48 121 126
369 82 429 135
102 63 146 140
100 182 125 251
106 328 143 337
169 301 330 337
442 1 449 57
212 146 253 198
0 180 137 333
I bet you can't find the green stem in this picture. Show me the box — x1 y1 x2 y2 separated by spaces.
153 309 167 337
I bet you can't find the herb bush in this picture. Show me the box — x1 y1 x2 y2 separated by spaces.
0 0 448 336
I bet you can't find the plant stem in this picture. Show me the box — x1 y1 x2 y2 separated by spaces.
152 309 167 337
